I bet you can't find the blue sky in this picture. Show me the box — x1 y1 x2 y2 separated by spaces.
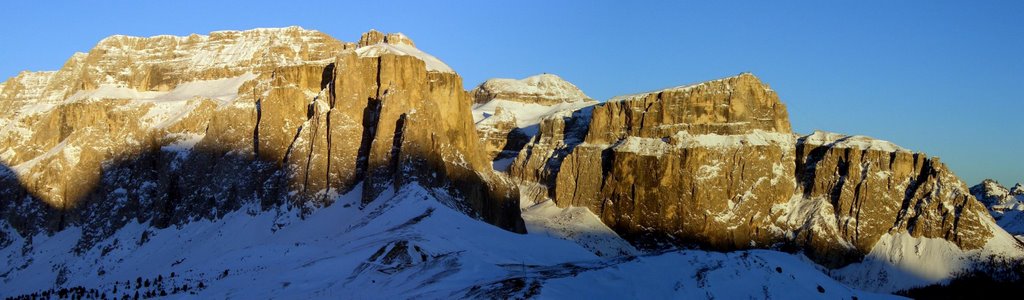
1 1 1021 186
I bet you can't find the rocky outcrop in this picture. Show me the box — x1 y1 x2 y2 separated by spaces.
0 27 523 249
509 107 591 187
793 131 998 266
475 107 530 161
544 74 798 250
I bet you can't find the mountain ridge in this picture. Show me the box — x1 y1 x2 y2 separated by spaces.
1 26 1021 297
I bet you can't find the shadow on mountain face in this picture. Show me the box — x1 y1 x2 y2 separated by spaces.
896 257 1024 298
0 147 290 252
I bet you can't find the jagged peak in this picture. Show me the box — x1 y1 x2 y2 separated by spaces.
973 179 1009 194
800 130 912 153
472 73 592 105
1012 183 1024 195
971 179 1017 207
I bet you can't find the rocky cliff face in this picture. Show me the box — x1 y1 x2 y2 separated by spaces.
474 106 530 161
793 131 998 266
542 74 798 250
0 27 522 250
506 73 1018 268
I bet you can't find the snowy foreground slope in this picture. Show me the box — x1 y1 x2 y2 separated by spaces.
1 184 897 299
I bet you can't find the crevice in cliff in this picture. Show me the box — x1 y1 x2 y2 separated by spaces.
388 114 407 182
851 160 871 243
281 125 305 164
301 99 321 198
894 154 930 232
322 63 336 201
355 58 385 205
794 137 834 198
252 86 262 158
829 149 851 224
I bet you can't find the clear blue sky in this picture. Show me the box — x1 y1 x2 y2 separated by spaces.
2 1 1022 186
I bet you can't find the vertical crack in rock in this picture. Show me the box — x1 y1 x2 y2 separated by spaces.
356 57 385 205
388 114 407 185
301 96 321 198
322 63 336 201
252 86 262 158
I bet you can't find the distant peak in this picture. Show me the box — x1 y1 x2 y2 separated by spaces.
800 130 911 153
358 29 416 47
980 178 1002 185
471 73 592 105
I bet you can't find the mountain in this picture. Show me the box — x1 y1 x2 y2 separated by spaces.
504 73 1022 291
471 74 597 163
1 27 1021 298
971 179 1024 239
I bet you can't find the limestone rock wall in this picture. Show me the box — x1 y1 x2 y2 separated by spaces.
506 73 1006 267
0 28 524 249
794 132 994 256
587 73 791 144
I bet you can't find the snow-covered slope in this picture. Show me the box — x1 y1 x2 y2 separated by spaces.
473 74 591 105
355 43 454 73
832 217 1023 292
0 183 899 299
473 99 596 136
471 73 598 136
